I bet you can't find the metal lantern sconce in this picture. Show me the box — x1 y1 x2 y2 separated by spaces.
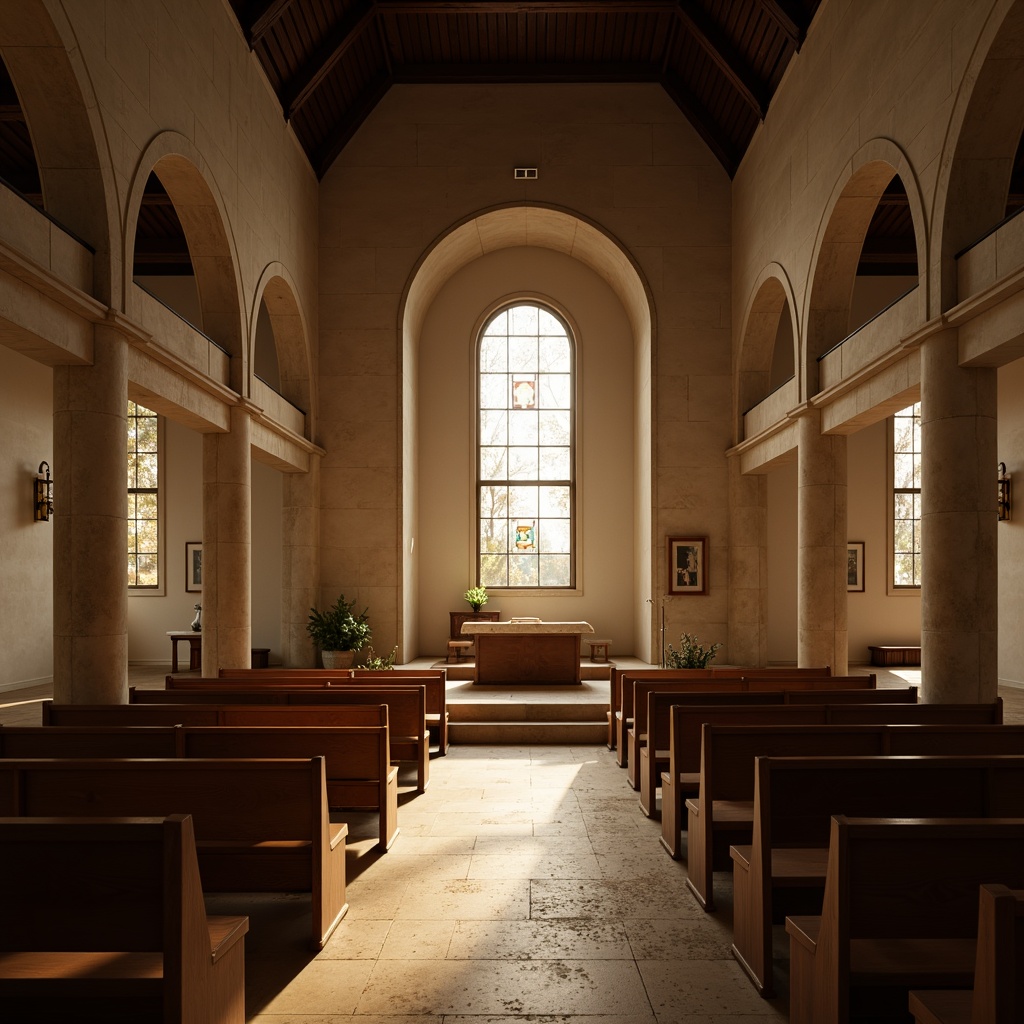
998 462 1011 522
34 461 53 522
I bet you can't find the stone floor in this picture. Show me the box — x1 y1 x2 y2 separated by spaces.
2 664 1021 1022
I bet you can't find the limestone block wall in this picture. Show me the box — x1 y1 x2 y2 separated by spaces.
0 346 53 689
319 82 733 659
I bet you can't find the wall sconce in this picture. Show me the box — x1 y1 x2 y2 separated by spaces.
998 462 1011 522
34 461 53 522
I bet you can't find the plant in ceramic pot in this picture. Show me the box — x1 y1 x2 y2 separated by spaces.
463 586 489 612
306 594 372 669
665 632 722 669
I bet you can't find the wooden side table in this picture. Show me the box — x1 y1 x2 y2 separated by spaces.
167 631 202 672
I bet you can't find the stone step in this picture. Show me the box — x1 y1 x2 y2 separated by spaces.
449 720 608 745
448 701 607 723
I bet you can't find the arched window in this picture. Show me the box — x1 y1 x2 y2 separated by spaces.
477 301 575 588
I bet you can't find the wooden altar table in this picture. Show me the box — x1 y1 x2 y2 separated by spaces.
460 620 594 685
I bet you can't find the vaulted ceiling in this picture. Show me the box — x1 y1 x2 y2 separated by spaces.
228 0 822 179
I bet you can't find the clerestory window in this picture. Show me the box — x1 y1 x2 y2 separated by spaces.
476 301 575 589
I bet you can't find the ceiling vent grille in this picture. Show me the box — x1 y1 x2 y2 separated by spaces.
514 167 538 179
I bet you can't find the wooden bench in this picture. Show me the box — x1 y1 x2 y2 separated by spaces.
785 816 1024 1024
608 665 832 750
679 700 1005 905
214 668 451 754
909 883 1024 1024
0 757 347 952
133 684 431 792
636 685 917 816
7 718 400 851
730 740 1024 997
0 814 248 1024
614 667 848 766
627 674 882 789
868 644 921 666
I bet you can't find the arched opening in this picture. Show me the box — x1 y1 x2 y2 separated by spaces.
0 54 42 206
805 156 923 396
132 173 202 330
126 145 245 389
400 205 655 660
937 0 1024 308
736 270 797 433
0 2 113 301
252 268 314 436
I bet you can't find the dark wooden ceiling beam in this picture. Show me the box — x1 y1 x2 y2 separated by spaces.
661 69 739 177
283 0 379 120
675 1 768 120
393 61 660 83
243 0 297 49
752 0 806 50
377 1 675 11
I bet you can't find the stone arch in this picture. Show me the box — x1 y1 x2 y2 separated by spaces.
933 0 1024 312
399 202 656 659
251 264 315 439
803 139 927 399
125 134 246 391
0 0 117 304
735 264 799 438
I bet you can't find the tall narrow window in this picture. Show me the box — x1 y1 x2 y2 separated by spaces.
477 302 575 588
127 400 159 588
892 401 921 588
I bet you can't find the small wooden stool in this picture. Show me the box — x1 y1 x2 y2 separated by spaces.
587 638 611 663
447 639 473 664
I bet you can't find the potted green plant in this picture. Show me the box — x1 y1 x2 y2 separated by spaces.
665 632 722 669
464 585 488 612
306 594 372 669
360 646 398 671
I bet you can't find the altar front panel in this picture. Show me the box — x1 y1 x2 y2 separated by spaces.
473 632 582 685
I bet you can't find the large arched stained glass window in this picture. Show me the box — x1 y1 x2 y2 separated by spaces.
477 302 575 588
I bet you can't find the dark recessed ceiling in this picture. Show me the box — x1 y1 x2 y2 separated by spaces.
229 0 822 179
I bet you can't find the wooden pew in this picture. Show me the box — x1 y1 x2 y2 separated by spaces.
5 719 400 852
0 723 182 757
209 667 451 754
657 696 986 860
133 685 431 792
785 816 1024 1024
909 883 1024 1024
679 700 1005 902
0 814 248 1024
636 686 917 815
616 670 859 767
731 739 1024 997
607 665 831 749
0 757 346 952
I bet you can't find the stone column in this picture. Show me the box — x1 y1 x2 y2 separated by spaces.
920 329 997 703
202 404 251 674
728 456 768 666
281 456 320 667
52 326 128 703
797 407 848 674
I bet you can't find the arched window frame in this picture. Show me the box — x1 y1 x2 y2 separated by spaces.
474 299 577 590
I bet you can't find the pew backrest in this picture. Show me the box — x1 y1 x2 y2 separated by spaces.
0 813 248 1024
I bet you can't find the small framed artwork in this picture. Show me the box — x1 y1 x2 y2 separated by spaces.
185 541 203 593
847 541 865 592
668 537 707 595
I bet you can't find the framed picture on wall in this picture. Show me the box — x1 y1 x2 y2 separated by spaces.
185 541 203 593
668 537 707 595
847 541 865 592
